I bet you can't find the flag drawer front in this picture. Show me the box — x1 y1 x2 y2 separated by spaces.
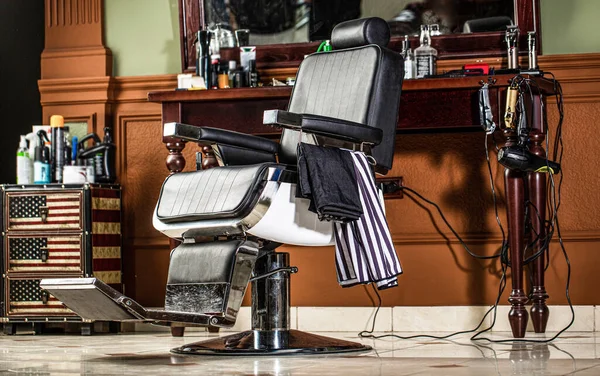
5 235 83 274
5 278 75 317
5 191 83 232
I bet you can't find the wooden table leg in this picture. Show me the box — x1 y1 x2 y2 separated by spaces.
505 167 529 338
529 95 550 333
165 140 186 174
529 169 549 333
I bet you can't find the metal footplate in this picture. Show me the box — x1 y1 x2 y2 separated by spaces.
39 278 235 326
40 240 259 327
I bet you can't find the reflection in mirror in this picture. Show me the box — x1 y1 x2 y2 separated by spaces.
203 0 515 46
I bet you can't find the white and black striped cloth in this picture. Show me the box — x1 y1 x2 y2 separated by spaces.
333 151 402 290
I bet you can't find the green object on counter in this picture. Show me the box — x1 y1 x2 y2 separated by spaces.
317 40 332 53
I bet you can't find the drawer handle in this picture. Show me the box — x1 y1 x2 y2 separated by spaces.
41 290 49 304
40 248 49 262
39 206 49 223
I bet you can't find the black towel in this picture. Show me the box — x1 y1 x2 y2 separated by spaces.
296 143 362 223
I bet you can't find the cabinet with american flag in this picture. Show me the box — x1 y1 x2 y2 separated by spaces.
0 184 121 334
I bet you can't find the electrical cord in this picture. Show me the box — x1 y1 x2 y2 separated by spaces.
358 134 509 342
359 74 573 345
400 184 502 260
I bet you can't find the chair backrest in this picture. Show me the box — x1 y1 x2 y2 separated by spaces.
279 17 404 174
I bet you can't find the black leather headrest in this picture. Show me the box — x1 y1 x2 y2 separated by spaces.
331 17 390 50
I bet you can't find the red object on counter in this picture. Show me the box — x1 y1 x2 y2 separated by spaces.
464 63 490 75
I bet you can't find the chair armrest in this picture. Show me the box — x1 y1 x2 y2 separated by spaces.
263 110 383 145
164 122 279 155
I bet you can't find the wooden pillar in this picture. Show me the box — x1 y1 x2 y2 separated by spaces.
39 0 113 134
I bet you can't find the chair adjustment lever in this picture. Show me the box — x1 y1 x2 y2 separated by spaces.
250 266 298 282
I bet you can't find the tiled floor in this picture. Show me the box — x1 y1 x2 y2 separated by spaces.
0 330 599 375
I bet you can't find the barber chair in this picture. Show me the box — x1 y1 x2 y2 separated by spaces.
41 17 404 355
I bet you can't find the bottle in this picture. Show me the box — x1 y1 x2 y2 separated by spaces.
401 36 416 79
228 60 238 88
77 127 116 183
34 131 51 184
197 30 212 86
415 25 437 78
17 135 33 184
210 56 220 89
218 61 230 89
249 59 259 88
64 128 72 166
50 114 65 182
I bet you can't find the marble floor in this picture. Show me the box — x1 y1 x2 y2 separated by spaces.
0 330 599 375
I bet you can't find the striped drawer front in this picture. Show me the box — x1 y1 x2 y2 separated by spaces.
6 192 82 231
6 278 75 317
91 188 122 289
6 235 83 273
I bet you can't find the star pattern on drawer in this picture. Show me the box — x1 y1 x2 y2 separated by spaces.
9 237 47 260
9 196 46 218
10 280 41 302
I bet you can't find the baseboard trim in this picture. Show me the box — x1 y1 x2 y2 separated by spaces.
131 305 598 333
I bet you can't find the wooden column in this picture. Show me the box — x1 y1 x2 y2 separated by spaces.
42 0 112 79
39 0 113 132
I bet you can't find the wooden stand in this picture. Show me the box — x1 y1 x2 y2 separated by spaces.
502 84 553 337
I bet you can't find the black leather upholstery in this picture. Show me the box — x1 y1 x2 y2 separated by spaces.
215 144 277 166
264 110 383 145
156 164 272 222
165 240 259 315
280 42 404 173
165 122 279 155
301 113 383 145
330 17 390 50
167 240 257 284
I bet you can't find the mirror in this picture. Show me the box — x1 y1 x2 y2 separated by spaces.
179 0 539 72
203 0 515 46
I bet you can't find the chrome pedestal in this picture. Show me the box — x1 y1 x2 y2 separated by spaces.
172 252 371 356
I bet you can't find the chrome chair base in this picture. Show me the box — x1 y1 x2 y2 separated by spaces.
172 329 371 356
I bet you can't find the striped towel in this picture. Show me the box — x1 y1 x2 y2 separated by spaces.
333 151 403 290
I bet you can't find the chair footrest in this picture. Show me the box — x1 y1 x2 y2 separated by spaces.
39 278 234 327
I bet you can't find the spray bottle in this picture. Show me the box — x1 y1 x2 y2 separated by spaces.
34 130 52 184
50 115 66 183
17 135 33 184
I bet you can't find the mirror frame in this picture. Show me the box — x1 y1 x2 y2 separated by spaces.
178 0 540 72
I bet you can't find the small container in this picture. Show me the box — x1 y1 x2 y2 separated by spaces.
63 165 91 184
228 60 237 88
218 73 230 89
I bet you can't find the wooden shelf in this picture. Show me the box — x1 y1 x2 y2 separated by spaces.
149 74 556 134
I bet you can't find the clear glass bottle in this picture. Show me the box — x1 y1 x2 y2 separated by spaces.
401 36 416 79
415 25 438 78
